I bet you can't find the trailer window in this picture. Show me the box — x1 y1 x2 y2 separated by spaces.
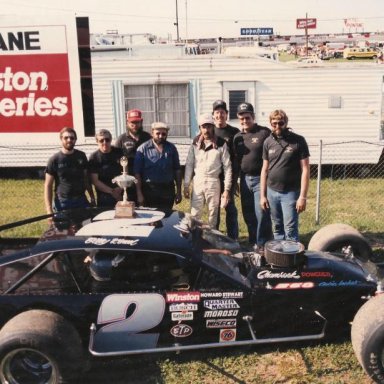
124 83 190 137
228 90 246 120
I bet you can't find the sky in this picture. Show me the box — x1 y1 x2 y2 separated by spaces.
1 0 383 40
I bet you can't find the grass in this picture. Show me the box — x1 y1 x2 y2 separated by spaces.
0 177 382 383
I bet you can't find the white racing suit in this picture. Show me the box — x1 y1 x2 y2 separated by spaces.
184 135 232 228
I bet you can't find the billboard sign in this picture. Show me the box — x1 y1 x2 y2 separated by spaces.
0 15 84 141
240 28 273 36
296 18 317 29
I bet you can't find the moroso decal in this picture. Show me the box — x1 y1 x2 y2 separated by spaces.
171 312 193 321
206 319 237 328
166 291 200 303
301 271 332 278
274 282 314 289
204 310 239 318
170 324 193 337
204 299 240 310
257 270 300 279
219 328 236 342
169 303 198 312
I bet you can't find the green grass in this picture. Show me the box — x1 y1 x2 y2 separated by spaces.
0 177 382 383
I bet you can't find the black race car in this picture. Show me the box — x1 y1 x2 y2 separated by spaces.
0 207 381 384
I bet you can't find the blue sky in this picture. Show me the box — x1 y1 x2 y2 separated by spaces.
1 0 383 39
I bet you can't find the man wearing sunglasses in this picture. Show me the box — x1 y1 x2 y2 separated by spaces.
89 129 124 207
260 109 310 242
134 122 182 211
233 102 272 253
44 127 95 214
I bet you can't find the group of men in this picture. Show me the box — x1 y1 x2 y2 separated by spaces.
44 101 309 247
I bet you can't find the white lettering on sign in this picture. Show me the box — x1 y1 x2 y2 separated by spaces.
0 67 68 117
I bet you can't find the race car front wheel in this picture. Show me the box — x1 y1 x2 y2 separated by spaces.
307 223 373 262
0 310 84 384
351 294 384 384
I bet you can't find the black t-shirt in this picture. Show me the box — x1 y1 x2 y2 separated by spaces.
45 149 88 198
233 124 271 176
115 130 151 174
214 124 240 160
263 131 310 192
88 147 124 189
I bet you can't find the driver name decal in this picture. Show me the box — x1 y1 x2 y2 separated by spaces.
85 237 139 246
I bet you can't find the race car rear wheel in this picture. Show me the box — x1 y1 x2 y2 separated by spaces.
351 295 384 384
307 223 372 262
0 310 84 384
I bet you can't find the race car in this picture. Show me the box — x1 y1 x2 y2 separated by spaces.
0 206 381 384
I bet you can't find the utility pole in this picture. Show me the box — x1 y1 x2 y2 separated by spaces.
174 0 180 42
305 12 309 56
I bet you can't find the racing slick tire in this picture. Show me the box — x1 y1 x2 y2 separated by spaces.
307 223 372 262
0 309 84 384
351 294 384 384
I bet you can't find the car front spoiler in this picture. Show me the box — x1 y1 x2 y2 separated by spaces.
88 311 327 357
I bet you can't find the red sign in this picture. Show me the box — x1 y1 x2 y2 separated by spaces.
296 18 317 29
0 54 73 132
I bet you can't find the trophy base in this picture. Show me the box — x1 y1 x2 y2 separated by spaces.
115 201 135 218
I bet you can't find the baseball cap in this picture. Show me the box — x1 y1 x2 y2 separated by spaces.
151 122 170 130
237 102 254 114
212 100 228 112
127 109 142 122
198 113 215 126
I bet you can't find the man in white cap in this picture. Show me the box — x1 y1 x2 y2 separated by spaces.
184 113 232 228
134 122 182 211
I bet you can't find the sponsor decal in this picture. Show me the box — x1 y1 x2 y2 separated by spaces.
166 291 200 303
170 324 193 338
171 312 193 321
204 310 239 318
85 237 139 246
257 270 300 280
319 280 360 287
204 299 240 310
274 282 314 289
169 303 198 312
200 291 243 299
301 271 332 278
219 328 236 342
206 319 237 328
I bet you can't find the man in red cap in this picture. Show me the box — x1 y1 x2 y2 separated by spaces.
115 109 151 202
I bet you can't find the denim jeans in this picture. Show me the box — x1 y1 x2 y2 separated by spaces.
267 188 300 241
54 195 90 211
240 173 272 246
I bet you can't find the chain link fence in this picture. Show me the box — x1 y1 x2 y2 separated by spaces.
308 141 384 237
0 139 383 240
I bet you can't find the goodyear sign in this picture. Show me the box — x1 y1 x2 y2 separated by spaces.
240 28 273 36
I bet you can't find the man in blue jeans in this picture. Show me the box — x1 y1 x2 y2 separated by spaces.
212 100 240 239
260 109 310 242
233 102 272 251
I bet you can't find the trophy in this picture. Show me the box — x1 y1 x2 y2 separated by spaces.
112 156 137 218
